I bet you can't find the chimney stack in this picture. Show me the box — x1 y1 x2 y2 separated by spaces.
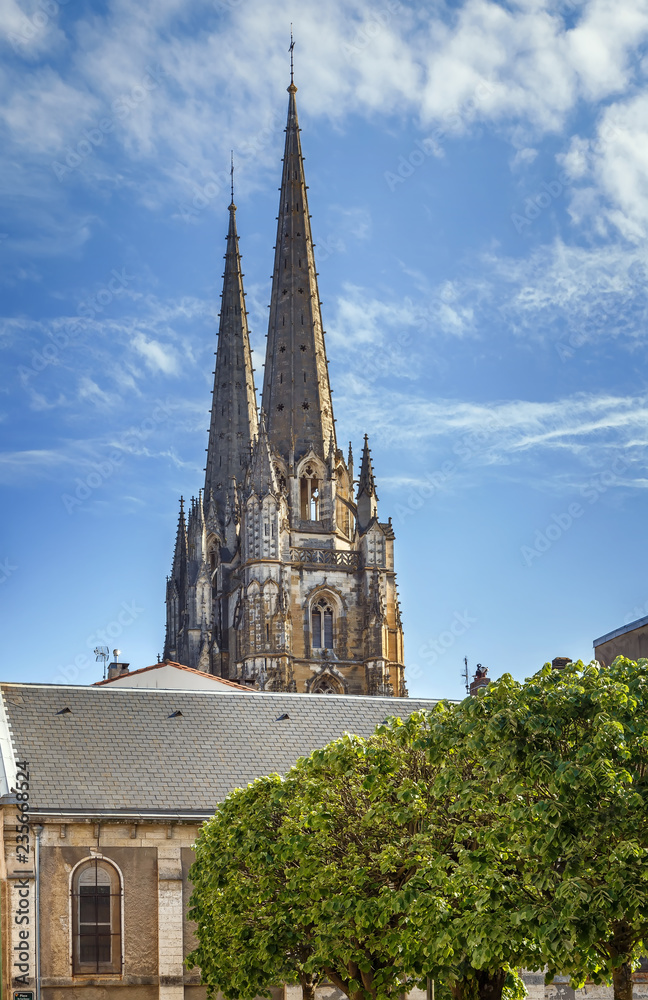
107 649 130 680
470 663 489 696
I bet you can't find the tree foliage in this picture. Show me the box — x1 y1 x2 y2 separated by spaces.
189 657 648 1000
187 774 322 1000
451 657 648 1000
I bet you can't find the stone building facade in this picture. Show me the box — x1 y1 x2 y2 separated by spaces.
0 682 435 1000
593 614 648 666
163 78 405 697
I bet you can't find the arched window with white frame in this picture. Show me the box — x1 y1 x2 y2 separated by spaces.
311 596 334 651
71 858 122 975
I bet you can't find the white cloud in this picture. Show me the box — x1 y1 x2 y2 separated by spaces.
78 376 117 408
338 386 648 479
511 147 538 169
2 0 648 216
0 68 100 156
131 332 180 375
566 93 648 240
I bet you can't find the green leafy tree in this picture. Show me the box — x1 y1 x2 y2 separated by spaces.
188 725 527 1000
187 774 323 1000
280 720 541 1000
276 731 441 1000
454 657 648 1000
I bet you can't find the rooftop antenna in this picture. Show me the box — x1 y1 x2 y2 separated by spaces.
463 656 470 695
94 645 110 681
289 25 295 85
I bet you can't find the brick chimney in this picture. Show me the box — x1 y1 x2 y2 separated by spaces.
107 648 129 680
551 657 572 670
470 663 489 696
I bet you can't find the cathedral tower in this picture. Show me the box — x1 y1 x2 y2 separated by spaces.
164 75 406 696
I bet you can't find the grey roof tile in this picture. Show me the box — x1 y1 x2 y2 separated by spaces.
1 685 438 815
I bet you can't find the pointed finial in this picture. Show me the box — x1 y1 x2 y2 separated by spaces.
179 496 184 515
289 25 295 85
230 150 234 208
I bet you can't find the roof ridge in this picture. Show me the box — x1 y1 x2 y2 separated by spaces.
93 661 251 690
0 681 443 703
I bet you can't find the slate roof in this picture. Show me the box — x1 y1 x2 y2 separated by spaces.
0 684 438 818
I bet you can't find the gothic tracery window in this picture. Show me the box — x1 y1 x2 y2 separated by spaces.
312 672 342 694
312 597 334 650
300 466 320 520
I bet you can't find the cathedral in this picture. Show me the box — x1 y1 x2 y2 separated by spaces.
163 75 406 697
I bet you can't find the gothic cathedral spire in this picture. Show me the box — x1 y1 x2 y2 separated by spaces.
205 179 258 520
261 80 335 465
164 68 406 698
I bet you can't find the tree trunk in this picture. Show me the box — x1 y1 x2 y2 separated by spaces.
610 919 635 1000
450 970 506 1000
612 962 633 1000
298 973 317 1000
475 970 506 1000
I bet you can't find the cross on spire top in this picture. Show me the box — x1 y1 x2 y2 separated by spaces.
289 26 295 85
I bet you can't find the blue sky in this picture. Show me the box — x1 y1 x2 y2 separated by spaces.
2 0 648 699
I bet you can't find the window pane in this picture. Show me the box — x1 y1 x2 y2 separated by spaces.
79 933 111 964
312 609 321 647
324 609 333 649
79 886 110 924
96 933 112 963
95 895 111 924
79 935 96 964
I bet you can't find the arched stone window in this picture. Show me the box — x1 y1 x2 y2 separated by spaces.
312 596 334 650
311 671 344 694
300 465 320 520
71 858 122 974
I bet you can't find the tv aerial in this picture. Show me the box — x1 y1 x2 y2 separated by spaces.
462 656 470 695
94 646 110 680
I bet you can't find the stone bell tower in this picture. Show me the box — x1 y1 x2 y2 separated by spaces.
163 73 406 696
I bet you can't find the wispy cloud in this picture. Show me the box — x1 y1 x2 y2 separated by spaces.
338 387 648 480
3 0 648 223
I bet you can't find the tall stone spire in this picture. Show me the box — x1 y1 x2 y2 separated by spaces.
205 170 259 521
172 496 187 577
357 434 378 532
248 410 279 496
261 77 336 465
